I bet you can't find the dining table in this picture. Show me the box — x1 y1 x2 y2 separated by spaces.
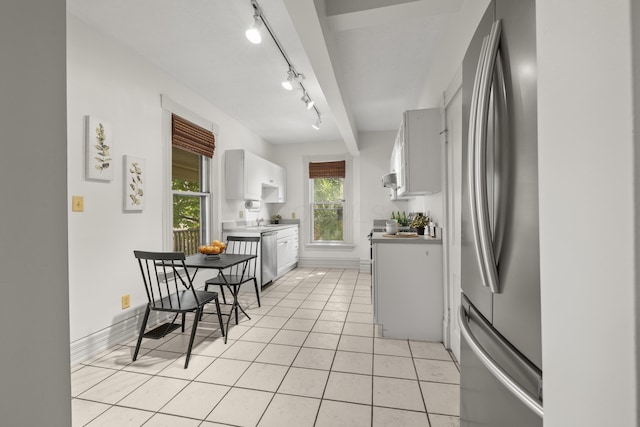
183 253 257 343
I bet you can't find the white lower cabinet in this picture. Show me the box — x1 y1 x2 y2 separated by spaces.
276 226 298 276
373 242 443 341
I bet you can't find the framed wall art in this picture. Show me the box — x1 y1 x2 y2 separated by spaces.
123 155 145 211
85 116 113 181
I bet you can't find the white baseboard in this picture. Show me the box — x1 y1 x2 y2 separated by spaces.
359 259 372 274
70 307 169 367
298 257 361 270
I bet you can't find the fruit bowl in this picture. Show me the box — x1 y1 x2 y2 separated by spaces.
198 240 227 256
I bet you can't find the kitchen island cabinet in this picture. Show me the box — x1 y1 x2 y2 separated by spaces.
372 235 443 341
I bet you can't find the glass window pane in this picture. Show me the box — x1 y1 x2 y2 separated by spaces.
313 177 343 202
313 203 344 241
173 194 201 255
172 147 201 191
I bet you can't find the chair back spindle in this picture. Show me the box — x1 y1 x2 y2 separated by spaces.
134 250 199 310
223 236 259 280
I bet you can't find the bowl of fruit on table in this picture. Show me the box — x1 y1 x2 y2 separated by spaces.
198 240 227 259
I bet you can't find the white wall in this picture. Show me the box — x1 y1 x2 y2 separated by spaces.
271 132 399 266
0 1 71 425
410 0 491 240
67 15 271 362
537 0 638 425
416 0 491 109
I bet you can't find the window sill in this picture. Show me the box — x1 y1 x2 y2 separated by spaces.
305 243 355 251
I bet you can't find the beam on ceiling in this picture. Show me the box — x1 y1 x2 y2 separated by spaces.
282 0 360 157
327 0 463 32
325 0 419 16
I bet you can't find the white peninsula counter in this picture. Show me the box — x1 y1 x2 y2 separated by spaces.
371 232 443 341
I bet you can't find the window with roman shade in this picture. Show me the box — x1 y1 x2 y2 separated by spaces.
171 114 215 158
171 114 214 255
308 160 345 179
308 160 347 243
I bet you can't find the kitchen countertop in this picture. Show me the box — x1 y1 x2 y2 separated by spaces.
370 231 442 244
223 223 298 233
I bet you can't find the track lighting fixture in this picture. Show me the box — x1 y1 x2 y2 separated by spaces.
245 15 262 44
247 0 322 130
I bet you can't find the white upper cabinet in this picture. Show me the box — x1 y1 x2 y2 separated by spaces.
225 149 286 202
391 108 442 198
263 161 286 203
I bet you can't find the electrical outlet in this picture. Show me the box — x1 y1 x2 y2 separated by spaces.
121 294 130 310
72 196 84 212
239 210 244 218
291 212 296 219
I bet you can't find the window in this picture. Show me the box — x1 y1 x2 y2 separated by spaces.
308 160 349 243
171 114 215 255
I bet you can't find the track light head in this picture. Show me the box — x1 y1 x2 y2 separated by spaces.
301 93 315 110
246 16 262 44
281 69 295 90
312 114 322 130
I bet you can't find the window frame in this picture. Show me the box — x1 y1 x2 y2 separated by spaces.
303 154 354 249
161 95 219 252
171 154 211 253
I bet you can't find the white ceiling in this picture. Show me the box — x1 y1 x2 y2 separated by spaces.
67 0 463 154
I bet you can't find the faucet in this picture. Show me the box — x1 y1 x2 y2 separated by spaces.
257 217 264 226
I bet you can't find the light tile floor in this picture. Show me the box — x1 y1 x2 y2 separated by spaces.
72 268 460 426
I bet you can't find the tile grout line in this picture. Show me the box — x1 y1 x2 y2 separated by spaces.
76 267 456 426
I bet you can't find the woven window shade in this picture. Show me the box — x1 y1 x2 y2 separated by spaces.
309 161 346 179
172 114 215 158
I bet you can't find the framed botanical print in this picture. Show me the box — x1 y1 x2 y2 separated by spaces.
85 116 113 181
123 155 145 211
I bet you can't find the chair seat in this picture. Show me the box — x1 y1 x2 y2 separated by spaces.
205 275 254 286
152 290 219 312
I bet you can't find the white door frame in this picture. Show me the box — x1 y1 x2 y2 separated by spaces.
440 68 463 361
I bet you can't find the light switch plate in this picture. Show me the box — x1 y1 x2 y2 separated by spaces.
72 196 84 212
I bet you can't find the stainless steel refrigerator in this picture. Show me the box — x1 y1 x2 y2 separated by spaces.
460 0 543 425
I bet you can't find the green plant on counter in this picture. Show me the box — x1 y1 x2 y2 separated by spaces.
410 215 429 229
271 214 282 223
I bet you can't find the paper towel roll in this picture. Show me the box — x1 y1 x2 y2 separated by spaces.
244 200 261 211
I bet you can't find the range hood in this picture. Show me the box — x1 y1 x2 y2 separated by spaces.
382 173 397 189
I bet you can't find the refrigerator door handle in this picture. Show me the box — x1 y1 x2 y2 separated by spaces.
474 19 502 294
468 35 491 290
459 305 543 418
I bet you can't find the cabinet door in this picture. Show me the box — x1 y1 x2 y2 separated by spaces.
263 162 286 203
244 151 264 200
276 239 287 276
374 243 443 341
277 166 286 202
289 232 298 263
225 150 245 200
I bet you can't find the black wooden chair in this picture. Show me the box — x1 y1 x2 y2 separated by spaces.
204 236 261 325
133 250 225 368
